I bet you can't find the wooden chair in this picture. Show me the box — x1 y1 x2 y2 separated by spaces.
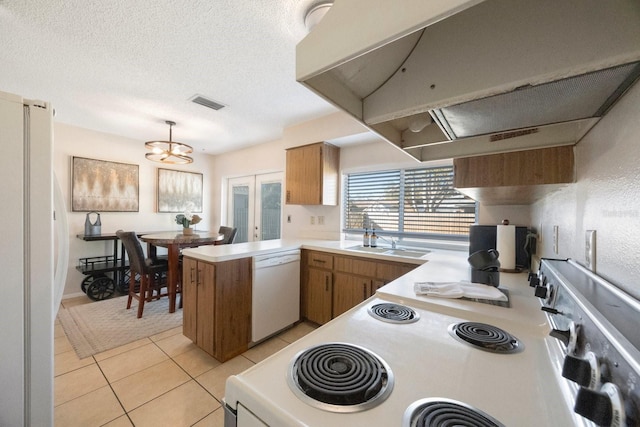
116 230 169 318
215 226 238 245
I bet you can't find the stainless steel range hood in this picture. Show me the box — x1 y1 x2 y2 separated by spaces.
296 0 640 161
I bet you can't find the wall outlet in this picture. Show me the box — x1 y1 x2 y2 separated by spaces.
318 215 324 225
310 216 315 225
585 230 596 271
553 225 559 254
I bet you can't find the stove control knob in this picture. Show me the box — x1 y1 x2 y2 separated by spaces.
529 273 540 288
574 383 625 427
534 284 548 298
549 322 578 354
562 352 601 388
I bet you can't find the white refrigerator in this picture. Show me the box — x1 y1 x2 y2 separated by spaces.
0 90 67 426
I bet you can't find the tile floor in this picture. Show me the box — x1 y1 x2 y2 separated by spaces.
55 296 316 426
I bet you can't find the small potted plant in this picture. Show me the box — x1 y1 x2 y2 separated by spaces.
176 210 201 235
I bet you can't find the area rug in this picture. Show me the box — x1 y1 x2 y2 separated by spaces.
58 296 183 359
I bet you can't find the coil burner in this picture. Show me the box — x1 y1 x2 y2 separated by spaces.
287 342 394 413
402 398 505 427
367 303 420 324
448 322 522 354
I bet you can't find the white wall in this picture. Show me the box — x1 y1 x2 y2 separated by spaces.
212 137 438 241
531 81 640 299
54 123 215 297
477 205 531 229
211 121 530 242
209 112 366 241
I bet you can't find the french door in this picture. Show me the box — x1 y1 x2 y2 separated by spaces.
227 172 282 243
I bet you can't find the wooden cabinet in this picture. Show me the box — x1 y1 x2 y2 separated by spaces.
301 250 419 324
376 262 416 284
333 255 378 317
453 146 575 205
286 142 340 205
182 256 252 362
303 251 333 325
333 272 371 317
306 267 333 325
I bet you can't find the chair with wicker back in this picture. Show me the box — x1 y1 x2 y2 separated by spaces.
116 230 169 318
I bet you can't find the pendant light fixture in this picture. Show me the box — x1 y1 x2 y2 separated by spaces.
145 120 193 164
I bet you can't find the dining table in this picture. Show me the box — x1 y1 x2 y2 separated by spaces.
139 231 223 313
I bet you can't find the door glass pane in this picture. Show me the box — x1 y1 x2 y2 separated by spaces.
260 182 281 240
232 185 249 243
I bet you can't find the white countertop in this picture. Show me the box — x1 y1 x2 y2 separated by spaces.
376 249 544 332
182 239 542 330
181 238 430 264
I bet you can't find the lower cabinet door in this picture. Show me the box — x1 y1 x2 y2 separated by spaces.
196 261 216 356
182 257 198 342
306 267 332 325
333 272 371 318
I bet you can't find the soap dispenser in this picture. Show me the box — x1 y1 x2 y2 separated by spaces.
370 228 378 247
363 228 370 247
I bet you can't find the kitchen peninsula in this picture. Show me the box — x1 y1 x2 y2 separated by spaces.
180 239 429 361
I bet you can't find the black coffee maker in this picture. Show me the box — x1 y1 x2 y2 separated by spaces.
468 249 500 287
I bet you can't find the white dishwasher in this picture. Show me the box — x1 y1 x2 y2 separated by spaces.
251 250 300 343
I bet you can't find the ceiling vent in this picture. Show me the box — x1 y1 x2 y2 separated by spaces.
190 95 226 111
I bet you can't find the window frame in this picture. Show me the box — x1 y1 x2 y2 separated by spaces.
342 165 477 245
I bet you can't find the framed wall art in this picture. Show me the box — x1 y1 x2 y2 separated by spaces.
157 168 203 213
72 156 139 212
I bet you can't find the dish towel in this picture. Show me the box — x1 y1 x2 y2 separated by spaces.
414 281 508 302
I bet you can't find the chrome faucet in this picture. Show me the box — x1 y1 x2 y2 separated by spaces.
377 235 397 249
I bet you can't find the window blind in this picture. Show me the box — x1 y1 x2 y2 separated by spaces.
343 166 476 238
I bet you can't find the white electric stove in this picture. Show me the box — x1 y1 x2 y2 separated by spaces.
224 251 640 426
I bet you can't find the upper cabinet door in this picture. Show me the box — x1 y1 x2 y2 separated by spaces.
285 142 339 205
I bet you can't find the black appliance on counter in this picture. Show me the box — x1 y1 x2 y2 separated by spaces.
468 249 501 287
469 225 534 270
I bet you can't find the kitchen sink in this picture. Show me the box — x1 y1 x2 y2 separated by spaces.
346 245 389 253
384 249 430 258
345 245 430 258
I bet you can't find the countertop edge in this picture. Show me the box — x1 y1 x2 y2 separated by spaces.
181 239 439 265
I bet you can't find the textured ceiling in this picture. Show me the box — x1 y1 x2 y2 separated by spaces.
0 0 341 154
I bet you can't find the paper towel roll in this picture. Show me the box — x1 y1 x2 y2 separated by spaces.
496 224 516 270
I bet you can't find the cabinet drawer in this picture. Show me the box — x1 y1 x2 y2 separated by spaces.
334 255 377 277
307 251 333 269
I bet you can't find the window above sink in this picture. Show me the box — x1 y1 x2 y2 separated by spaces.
342 165 476 247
